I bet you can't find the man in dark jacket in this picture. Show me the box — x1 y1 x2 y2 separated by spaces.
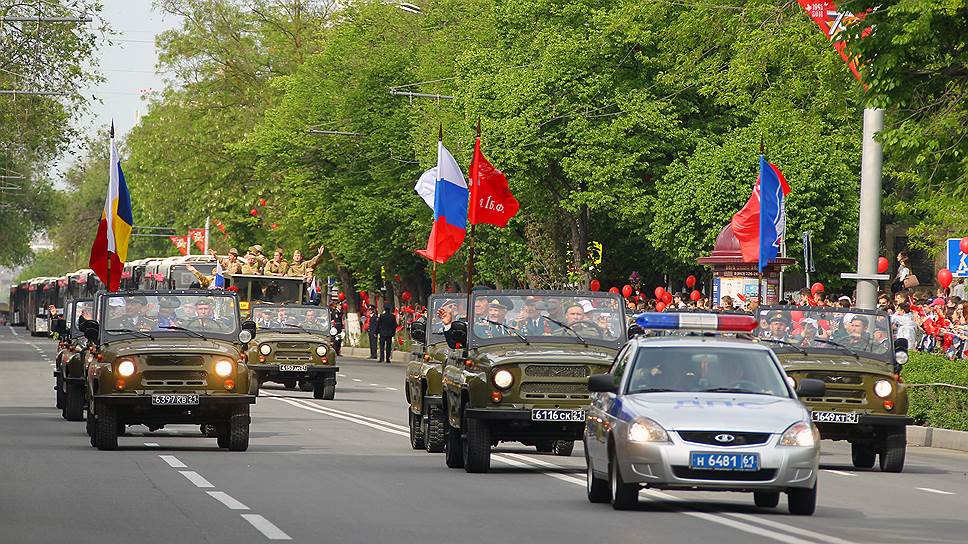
366 305 379 359
377 303 397 363
329 300 344 356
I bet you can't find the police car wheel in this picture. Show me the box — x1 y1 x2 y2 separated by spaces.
787 483 817 515
754 491 780 508
609 453 638 510
851 443 876 469
586 451 610 503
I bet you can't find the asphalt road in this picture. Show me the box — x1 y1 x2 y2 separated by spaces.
2 324 966 544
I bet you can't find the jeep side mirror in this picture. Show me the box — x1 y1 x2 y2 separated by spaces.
409 317 426 344
444 320 467 350
796 378 826 398
80 320 100 344
241 320 257 340
588 374 617 393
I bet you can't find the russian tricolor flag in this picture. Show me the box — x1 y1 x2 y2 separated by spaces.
213 260 225 288
415 141 468 264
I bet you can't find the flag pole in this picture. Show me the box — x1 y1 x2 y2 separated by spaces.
757 137 764 304
107 122 115 292
430 124 442 295
466 118 480 307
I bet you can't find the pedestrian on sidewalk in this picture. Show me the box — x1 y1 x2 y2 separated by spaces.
377 303 397 363
366 304 379 359
329 299 344 357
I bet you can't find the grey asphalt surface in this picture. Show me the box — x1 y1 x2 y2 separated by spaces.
2 324 966 544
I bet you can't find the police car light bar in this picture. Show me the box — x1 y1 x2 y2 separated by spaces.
635 312 757 332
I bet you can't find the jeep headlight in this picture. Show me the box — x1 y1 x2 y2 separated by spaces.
315 345 327 357
895 350 908 365
779 421 818 447
627 417 669 443
116 359 136 377
493 369 513 390
259 344 271 355
874 379 893 398
214 359 234 377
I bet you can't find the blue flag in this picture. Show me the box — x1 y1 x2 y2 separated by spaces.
757 155 787 272
213 260 225 288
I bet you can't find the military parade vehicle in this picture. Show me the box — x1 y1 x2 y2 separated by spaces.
81 290 257 451
439 289 627 473
754 306 911 472
52 298 94 421
223 274 306 319
248 304 338 399
406 295 466 453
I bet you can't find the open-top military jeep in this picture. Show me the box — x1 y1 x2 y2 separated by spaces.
439 289 627 473
754 306 912 472
248 303 337 399
406 295 466 453
52 298 94 421
81 290 257 451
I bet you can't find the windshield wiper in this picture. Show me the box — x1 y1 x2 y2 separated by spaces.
106 328 154 339
701 387 769 395
543 316 588 347
283 322 319 335
812 338 861 360
157 325 206 340
482 319 530 345
629 388 678 394
758 337 807 355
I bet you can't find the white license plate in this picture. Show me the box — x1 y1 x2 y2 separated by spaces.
151 394 199 406
279 364 308 372
811 411 859 424
531 409 586 422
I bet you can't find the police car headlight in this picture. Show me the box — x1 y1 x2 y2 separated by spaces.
627 418 669 443
259 344 271 355
315 345 327 357
214 359 234 377
895 351 908 365
779 421 818 447
116 359 136 377
874 379 893 398
493 369 513 390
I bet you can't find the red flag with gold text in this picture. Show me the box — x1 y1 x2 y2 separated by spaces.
169 235 189 256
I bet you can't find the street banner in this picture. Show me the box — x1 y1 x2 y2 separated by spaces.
214 219 227 235
88 123 133 292
189 228 207 252
169 235 189 256
468 136 519 227
796 0 868 82
416 141 468 264
947 239 968 277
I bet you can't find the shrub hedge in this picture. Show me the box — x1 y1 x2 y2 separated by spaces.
903 352 968 432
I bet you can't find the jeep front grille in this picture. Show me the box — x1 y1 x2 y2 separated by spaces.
520 382 589 400
804 372 863 385
142 370 208 387
524 365 589 378
274 351 312 362
806 389 866 404
146 355 205 366
276 342 310 350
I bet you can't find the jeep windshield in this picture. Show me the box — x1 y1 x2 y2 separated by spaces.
252 305 330 333
754 306 893 361
69 300 94 331
102 293 240 339
231 276 303 304
429 295 467 345
468 291 626 348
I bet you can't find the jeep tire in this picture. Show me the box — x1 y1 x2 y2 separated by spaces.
535 440 554 453
95 404 118 451
55 374 64 410
463 418 491 473
409 410 425 450
299 380 313 392
444 425 464 469
423 405 445 453
851 443 876 469
879 428 906 473
553 440 575 457
64 383 85 422
313 380 335 400
228 405 250 452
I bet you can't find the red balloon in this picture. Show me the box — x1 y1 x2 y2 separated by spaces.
811 282 825 295
609 287 620 294
342 301 348 311
401 290 413 302
249 209 259 216
655 301 667 312
589 279 601 292
622 285 633 298
938 268 953 289
961 237 968 254
630 295 638 303
685 275 697 289
877 256 889 274
654 286 665 299
393 274 402 282
662 292 673 304
258 198 267 207
270 223 278 230
690 290 701 301
338 292 346 301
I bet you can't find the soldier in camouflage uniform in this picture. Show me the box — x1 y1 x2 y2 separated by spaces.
286 245 325 280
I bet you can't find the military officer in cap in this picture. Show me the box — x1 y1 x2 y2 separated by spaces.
475 296 514 338
212 248 243 275
765 311 791 341
286 245 325 280
117 296 154 330
155 296 181 329
264 248 289 276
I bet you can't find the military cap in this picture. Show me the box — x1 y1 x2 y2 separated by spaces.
487 297 513 311
128 295 148 305
159 296 181 309
767 311 789 324
253 244 264 253
228 248 239 255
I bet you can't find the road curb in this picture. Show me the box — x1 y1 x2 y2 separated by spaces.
907 425 968 452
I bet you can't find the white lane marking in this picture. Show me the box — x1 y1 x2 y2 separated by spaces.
159 455 187 468
823 469 856 477
386 387 398 391
336 373 345 377
352 378 362 382
241 514 292 540
369 383 380 387
179 470 215 488
916 487 956 495
144 443 160 447
263 392 409 432
267 397 850 544
722 511 859 544
207 491 250 510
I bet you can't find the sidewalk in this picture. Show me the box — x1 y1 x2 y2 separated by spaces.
339 346 409 363
907 425 968 453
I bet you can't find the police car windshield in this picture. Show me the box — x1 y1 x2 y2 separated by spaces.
252 306 329 332
103 294 240 337
628 347 789 397
469 293 624 344
754 307 892 358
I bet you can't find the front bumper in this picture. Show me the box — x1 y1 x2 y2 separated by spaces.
249 364 338 381
613 431 819 491
93 393 255 424
465 408 585 441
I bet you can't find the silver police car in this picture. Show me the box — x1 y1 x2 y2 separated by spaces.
583 312 826 515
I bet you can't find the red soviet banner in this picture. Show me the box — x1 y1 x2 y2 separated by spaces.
188 228 207 253
169 235 189 256
796 0 869 82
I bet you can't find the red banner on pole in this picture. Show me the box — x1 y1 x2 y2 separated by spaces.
796 0 869 82
189 228 207 252
214 219 227 235
169 235 189 256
